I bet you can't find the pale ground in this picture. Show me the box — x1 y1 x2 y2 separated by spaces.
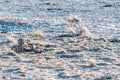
0 0 120 80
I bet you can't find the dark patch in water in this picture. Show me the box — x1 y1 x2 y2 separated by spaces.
3 69 14 73
43 48 54 52
44 44 56 47
37 66 53 69
115 64 120 66
44 2 51 5
80 10 91 13
55 68 65 72
2 56 10 59
55 51 66 54
100 57 114 62
7 52 16 56
97 63 108 66
45 57 51 60
47 8 62 12
3 68 20 73
0 19 32 32
13 58 21 63
81 64 94 68
58 73 80 79
22 60 35 64
94 76 112 80
57 33 80 38
60 55 80 58
93 38 106 42
103 4 113 7
68 49 81 53
80 46 88 51
0 41 8 45
39 22 51 27
109 38 120 43
5 0 11 3
16 6 33 13
89 48 100 52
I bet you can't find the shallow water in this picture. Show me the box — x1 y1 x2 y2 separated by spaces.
0 0 120 80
